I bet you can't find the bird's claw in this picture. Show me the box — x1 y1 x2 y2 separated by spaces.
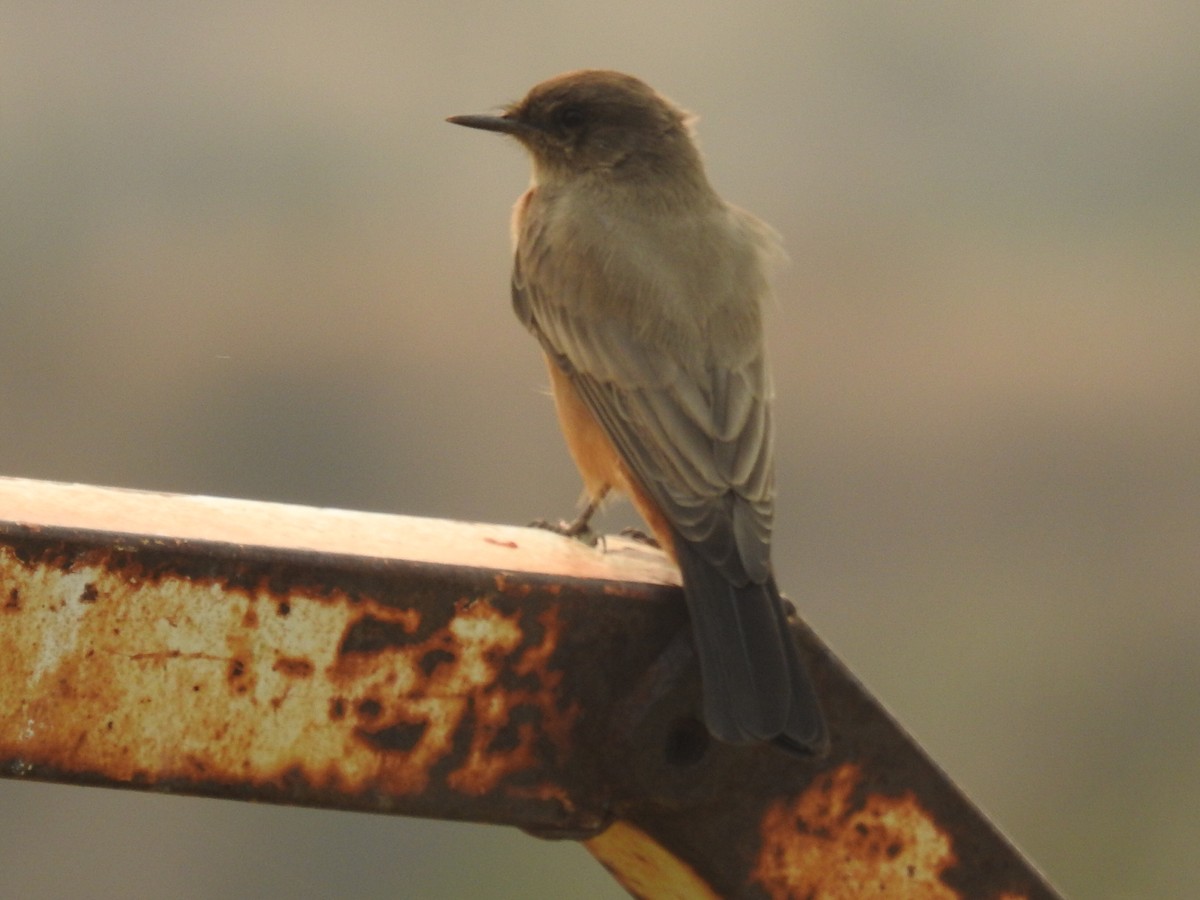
618 526 660 549
529 517 600 547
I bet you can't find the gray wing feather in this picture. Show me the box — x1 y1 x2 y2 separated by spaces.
512 207 775 586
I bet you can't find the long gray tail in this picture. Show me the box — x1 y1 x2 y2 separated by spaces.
673 538 825 754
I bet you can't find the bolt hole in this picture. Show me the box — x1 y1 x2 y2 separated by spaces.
664 717 710 767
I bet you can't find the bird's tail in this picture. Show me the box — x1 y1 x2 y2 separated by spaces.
672 538 826 754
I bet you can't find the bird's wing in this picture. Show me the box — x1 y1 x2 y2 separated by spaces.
512 204 775 586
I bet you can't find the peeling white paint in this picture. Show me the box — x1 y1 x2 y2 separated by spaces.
29 569 98 687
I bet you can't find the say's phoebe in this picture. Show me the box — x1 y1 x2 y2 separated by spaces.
449 70 825 754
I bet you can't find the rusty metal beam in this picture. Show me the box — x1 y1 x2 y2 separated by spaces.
0 476 1060 898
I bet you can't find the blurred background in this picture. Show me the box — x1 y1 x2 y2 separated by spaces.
2 3 1197 897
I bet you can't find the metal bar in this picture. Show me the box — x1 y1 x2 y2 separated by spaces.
0 476 1060 898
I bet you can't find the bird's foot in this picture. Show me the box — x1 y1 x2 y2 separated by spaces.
618 526 660 549
529 517 599 547
530 502 600 547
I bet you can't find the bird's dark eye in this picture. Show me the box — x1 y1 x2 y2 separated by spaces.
556 105 586 129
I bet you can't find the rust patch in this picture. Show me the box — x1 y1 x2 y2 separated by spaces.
328 596 580 798
445 603 578 796
272 656 314 678
356 698 383 720
78 583 99 604
338 610 421 654
361 719 428 752
224 612 257 698
419 648 456 676
754 763 961 899
227 657 250 693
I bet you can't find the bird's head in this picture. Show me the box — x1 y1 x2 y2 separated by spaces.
448 69 703 185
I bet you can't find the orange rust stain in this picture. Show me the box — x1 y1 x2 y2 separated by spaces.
272 656 314 678
754 763 959 899
396 607 421 633
446 603 579 796
224 611 256 698
333 597 579 797
128 650 224 663
226 657 251 694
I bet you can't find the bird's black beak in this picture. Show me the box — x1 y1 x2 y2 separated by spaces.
446 113 535 137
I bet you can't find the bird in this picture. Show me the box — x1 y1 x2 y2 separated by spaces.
448 69 825 754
